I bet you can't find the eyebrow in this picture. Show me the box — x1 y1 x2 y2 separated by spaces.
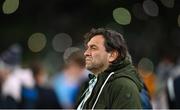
89 44 98 48
85 44 98 49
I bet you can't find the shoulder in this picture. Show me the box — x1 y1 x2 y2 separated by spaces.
107 77 140 99
111 77 138 90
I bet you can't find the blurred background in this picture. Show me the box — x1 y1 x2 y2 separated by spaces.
0 0 180 109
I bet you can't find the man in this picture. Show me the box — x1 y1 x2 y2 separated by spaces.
76 28 143 109
53 48 89 108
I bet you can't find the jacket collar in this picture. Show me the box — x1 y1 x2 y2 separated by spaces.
97 57 131 80
105 57 131 73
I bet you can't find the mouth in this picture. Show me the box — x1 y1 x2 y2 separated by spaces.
85 58 92 62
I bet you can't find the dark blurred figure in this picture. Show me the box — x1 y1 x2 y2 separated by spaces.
20 61 60 109
53 48 89 109
166 76 180 108
166 57 180 109
156 55 175 85
0 61 18 108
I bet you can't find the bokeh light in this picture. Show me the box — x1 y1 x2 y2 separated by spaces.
132 3 149 20
63 47 80 62
143 0 159 17
138 57 154 77
2 0 19 14
113 8 131 25
28 33 47 53
160 0 174 8
52 33 72 52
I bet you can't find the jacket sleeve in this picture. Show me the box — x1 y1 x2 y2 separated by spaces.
109 77 142 109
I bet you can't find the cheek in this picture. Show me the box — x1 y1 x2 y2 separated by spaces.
93 52 108 61
91 52 101 59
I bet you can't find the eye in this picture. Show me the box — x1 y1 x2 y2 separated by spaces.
90 45 97 50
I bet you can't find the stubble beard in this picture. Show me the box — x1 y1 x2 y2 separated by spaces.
85 61 108 75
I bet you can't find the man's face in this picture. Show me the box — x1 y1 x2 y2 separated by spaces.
84 35 110 74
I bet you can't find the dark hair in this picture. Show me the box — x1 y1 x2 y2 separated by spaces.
64 50 85 68
84 28 128 62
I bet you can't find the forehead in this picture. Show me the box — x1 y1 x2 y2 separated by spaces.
87 35 105 46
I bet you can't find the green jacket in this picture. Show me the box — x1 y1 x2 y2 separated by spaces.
76 57 143 109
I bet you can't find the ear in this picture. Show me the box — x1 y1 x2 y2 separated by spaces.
108 50 119 63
